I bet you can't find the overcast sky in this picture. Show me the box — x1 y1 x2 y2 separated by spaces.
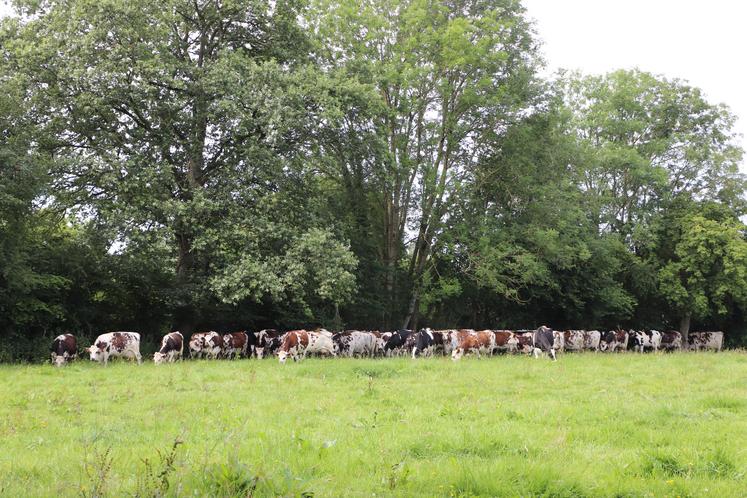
1 1 745 172
523 0 746 173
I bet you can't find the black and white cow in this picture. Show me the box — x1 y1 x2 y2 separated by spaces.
688 331 724 352
629 330 662 353
87 332 142 365
412 328 447 358
255 329 284 359
383 329 413 357
332 331 378 357
51 333 77 367
532 325 557 360
154 331 183 364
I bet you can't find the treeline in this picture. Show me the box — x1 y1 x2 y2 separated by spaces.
1 0 746 360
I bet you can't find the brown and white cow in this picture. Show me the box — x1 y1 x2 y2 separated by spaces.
659 330 682 352
87 332 142 365
51 333 77 367
583 330 601 351
513 331 535 354
278 330 336 363
451 330 496 360
688 331 724 352
154 332 183 364
223 331 249 359
189 331 222 359
492 330 519 354
563 330 586 352
599 330 628 352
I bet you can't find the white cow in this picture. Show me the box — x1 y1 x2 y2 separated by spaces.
87 332 142 365
688 331 724 352
631 330 662 353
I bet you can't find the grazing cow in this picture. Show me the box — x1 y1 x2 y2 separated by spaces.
563 330 586 352
223 331 249 359
688 331 724 352
154 332 183 364
255 329 283 359
189 331 222 359
451 330 496 360
383 329 413 357
629 330 662 353
333 331 378 357
51 334 77 367
278 330 336 363
513 331 534 354
87 332 142 365
659 330 682 352
371 331 390 357
412 328 448 358
583 330 601 351
553 330 565 352
492 330 519 354
599 330 628 352
532 325 557 360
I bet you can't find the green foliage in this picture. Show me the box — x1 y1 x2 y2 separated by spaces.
0 1 745 343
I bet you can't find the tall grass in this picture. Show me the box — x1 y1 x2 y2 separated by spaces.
0 353 745 496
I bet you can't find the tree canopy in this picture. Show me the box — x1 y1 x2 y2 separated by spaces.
0 0 745 359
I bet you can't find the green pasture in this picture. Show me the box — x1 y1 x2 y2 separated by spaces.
1 352 746 497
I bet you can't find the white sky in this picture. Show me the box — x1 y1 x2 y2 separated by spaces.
524 0 747 173
1 1 745 173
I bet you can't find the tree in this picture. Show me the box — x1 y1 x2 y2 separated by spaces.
561 69 745 241
311 0 540 328
3 0 357 332
657 204 747 339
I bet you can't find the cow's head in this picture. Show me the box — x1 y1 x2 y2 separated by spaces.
87 342 108 362
153 352 167 364
52 354 67 367
278 350 289 364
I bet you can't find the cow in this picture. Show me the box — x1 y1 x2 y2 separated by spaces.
513 331 534 354
154 332 183 364
583 330 601 351
451 330 496 360
412 328 448 358
371 331 390 357
599 330 628 352
563 330 586 352
553 330 565 352
629 330 662 353
188 331 222 359
278 330 336 363
87 332 142 365
492 330 519 354
51 334 77 367
382 329 413 357
532 325 557 360
688 331 724 352
333 331 378 357
255 329 283 359
659 330 682 352
223 331 249 359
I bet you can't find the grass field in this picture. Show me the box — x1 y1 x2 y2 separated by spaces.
1 353 746 497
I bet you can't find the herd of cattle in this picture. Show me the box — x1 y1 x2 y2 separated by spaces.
49 327 725 366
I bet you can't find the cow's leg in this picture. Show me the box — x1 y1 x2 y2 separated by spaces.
136 352 142 364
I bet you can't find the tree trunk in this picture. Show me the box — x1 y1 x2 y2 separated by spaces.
679 312 691 349
174 231 197 335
